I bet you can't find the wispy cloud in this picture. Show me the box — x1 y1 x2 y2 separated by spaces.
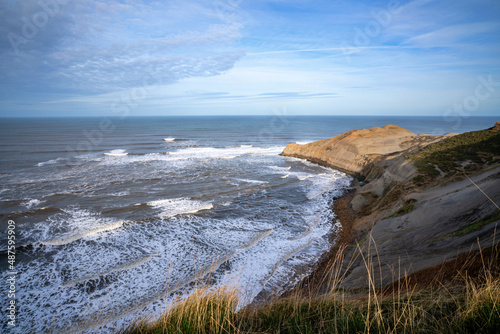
1 0 499 116
405 22 500 47
0 0 244 93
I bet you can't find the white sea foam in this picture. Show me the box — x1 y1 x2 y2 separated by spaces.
240 144 253 148
295 141 313 145
147 197 213 218
280 174 290 179
236 178 269 184
238 229 273 251
109 191 130 197
168 146 283 160
4 184 348 333
41 220 124 246
268 165 291 171
62 253 159 287
37 157 65 167
307 185 335 199
98 146 284 168
164 138 176 142
22 198 43 209
104 149 128 156
20 207 125 248
4 139 355 333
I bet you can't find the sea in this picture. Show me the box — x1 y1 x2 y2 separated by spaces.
0 115 497 333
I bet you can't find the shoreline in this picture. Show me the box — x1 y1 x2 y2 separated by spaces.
249 181 355 306
278 186 357 299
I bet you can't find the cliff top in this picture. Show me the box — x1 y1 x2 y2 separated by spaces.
282 124 443 175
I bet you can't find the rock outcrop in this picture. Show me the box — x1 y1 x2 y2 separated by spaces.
340 166 500 289
284 123 500 293
281 124 445 175
492 121 500 131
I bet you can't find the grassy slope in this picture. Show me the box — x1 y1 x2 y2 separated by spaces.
408 127 500 186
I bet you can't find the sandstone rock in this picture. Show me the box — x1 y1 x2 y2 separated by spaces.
281 124 443 175
492 121 500 131
339 166 500 290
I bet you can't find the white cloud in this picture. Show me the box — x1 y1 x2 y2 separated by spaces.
0 0 245 92
405 22 500 47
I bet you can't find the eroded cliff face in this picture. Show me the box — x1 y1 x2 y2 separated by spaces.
283 123 500 292
281 124 445 176
282 125 450 214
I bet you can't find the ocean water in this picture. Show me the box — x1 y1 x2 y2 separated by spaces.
0 116 496 332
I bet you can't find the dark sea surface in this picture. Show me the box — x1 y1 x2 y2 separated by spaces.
0 116 497 332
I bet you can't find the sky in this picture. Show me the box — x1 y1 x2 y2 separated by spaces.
0 0 499 117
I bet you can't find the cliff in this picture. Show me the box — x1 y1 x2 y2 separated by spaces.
281 124 449 175
284 123 500 291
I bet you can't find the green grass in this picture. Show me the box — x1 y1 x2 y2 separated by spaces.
120 244 500 334
120 275 500 334
122 287 239 334
386 200 416 218
445 211 500 239
408 128 500 186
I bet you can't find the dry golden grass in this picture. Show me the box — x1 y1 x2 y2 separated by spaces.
118 236 499 334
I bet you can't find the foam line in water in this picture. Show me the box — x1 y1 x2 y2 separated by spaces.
93 250 239 330
41 220 124 246
259 237 318 290
87 226 277 326
280 174 289 179
290 216 322 241
62 253 159 287
98 146 285 166
164 138 176 142
22 198 43 209
236 178 269 184
147 197 213 218
307 186 335 199
238 229 273 251
37 157 65 167
104 149 128 156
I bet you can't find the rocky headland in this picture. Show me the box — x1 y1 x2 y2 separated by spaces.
282 122 500 291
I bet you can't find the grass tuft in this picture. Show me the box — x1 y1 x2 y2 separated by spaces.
408 128 500 186
443 211 500 239
121 287 238 334
120 241 500 334
387 199 416 218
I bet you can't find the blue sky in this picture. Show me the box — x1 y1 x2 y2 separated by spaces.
1 0 499 117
